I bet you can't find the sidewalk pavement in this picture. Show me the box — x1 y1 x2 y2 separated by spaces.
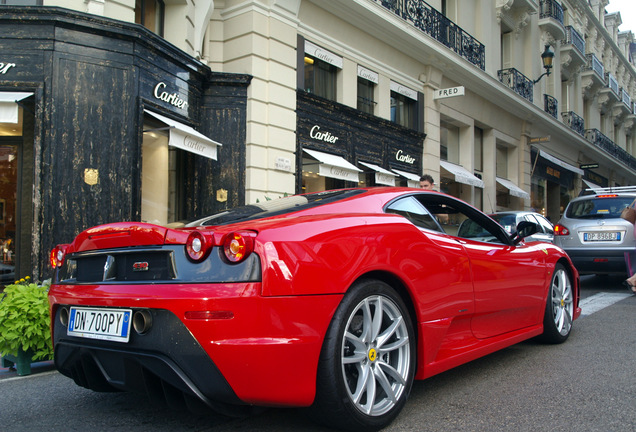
0 359 56 380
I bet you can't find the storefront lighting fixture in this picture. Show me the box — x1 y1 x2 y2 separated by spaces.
304 56 314 65
533 45 554 84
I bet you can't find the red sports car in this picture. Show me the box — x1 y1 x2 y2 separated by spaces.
49 188 580 431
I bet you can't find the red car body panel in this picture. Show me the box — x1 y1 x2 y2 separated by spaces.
49 282 340 405
48 188 581 408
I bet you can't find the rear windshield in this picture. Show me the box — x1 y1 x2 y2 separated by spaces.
565 196 634 219
188 189 366 226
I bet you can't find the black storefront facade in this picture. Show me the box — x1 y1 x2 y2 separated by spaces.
297 92 425 193
0 8 250 282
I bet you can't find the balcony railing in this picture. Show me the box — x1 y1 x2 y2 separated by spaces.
621 88 631 108
585 128 636 170
561 111 585 136
544 94 558 118
376 0 485 70
606 73 619 97
539 0 564 23
498 68 533 102
563 26 585 57
585 53 604 79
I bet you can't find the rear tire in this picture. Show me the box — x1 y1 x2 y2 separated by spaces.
539 263 574 344
309 279 415 432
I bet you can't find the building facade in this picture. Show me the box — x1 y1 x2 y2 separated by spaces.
1 0 636 281
205 0 636 214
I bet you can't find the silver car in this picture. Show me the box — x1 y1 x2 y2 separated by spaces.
490 211 555 243
553 192 636 275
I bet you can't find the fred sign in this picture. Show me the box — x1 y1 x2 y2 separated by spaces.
433 86 465 100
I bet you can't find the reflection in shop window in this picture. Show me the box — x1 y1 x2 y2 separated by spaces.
301 171 344 193
0 145 17 285
532 178 547 217
304 55 337 101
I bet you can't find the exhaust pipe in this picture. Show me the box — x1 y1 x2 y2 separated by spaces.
59 307 69 327
133 310 153 335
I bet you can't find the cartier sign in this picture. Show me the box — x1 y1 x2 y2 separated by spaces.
0 62 16 74
310 125 339 143
153 82 188 110
395 149 415 164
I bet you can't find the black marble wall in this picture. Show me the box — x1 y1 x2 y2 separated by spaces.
296 91 426 192
0 8 250 280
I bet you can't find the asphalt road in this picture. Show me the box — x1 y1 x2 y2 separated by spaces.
1 275 635 431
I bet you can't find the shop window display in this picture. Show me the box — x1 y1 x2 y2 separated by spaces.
141 117 181 225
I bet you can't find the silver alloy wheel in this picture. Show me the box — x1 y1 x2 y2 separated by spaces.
551 267 573 335
341 294 411 417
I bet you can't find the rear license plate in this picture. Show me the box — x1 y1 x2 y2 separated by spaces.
584 232 620 242
67 307 132 343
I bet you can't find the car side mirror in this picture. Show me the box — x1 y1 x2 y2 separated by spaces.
512 221 539 245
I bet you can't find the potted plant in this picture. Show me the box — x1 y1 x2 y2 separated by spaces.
0 277 53 375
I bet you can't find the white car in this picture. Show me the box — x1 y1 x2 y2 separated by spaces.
490 211 555 243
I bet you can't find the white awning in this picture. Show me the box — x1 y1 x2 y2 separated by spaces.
582 179 602 193
496 177 530 199
0 92 33 124
538 149 583 175
391 168 420 188
303 148 362 182
144 109 222 160
440 160 484 188
359 161 396 186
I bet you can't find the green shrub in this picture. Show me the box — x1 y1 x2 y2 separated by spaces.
0 278 53 361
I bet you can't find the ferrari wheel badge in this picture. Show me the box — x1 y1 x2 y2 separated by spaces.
368 348 377 362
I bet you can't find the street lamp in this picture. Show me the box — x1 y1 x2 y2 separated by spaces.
533 45 555 84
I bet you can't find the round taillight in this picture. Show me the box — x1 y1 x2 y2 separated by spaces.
185 231 213 262
554 224 569 236
50 245 68 268
223 231 256 263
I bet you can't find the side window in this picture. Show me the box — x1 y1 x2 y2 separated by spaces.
535 214 554 235
385 196 441 232
419 197 509 244
524 214 543 233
